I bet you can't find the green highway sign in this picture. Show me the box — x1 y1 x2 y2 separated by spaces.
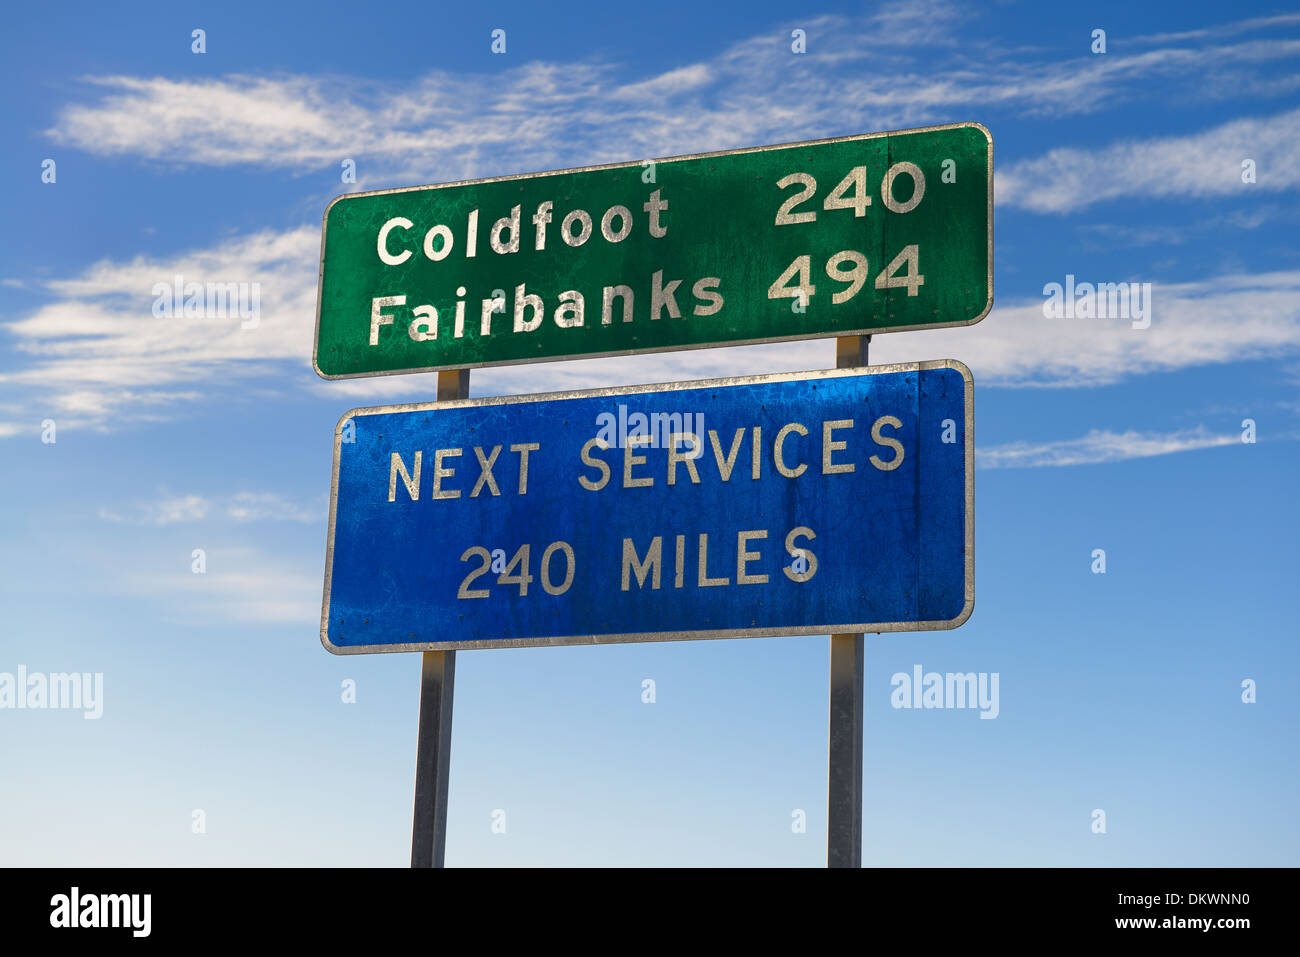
313 123 992 379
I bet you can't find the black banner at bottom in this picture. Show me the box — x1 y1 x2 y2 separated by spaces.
3 866 1283 943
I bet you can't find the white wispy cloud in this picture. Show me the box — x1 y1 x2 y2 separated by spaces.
6 5 1300 435
977 426 1240 469
44 5 1300 185
999 107 1300 213
0 226 318 431
1078 204 1294 246
223 491 321 524
98 491 320 525
120 546 321 624
98 494 210 525
4 212 1300 431
868 269 1300 388
1129 12 1300 45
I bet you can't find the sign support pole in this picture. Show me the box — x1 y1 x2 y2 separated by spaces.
828 335 869 868
411 368 470 868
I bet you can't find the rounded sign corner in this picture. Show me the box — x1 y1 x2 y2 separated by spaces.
945 595 975 631
934 357 975 385
962 121 994 147
313 353 341 381
320 628 349 655
968 291 994 327
322 191 351 226
334 406 364 436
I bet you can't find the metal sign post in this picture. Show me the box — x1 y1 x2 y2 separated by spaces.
410 369 468 869
828 335 868 868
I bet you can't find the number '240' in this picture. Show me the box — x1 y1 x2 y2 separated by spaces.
458 542 575 599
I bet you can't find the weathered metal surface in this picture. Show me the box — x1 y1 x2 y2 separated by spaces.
320 361 974 653
314 125 992 378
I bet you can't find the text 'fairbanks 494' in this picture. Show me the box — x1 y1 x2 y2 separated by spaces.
321 362 974 652
313 123 992 377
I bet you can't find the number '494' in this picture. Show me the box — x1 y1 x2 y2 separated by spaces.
767 245 924 308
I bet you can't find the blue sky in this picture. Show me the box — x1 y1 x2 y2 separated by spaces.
1 0 1297 866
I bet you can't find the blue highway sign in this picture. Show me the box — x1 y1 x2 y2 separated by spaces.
321 360 973 653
